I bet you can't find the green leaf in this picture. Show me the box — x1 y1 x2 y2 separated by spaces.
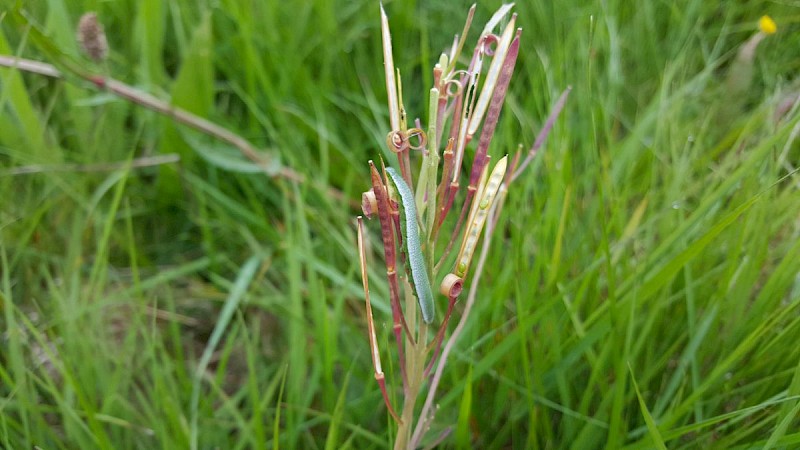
189 255 261 450
630 364 667 450
456 366 474 449
183 131 280 175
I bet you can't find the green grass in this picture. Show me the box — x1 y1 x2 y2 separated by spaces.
2 0 800 448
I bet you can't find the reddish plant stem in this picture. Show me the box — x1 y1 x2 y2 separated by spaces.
445 84 466 155
433 45 482 231
435 179 478 272
432 138 455 241
358 216 401 423
369 162 411 388
436 139 456 200
401 149 413 190
439 177 459 226
396 147 412 190
377 376 401 423
434 96 465 232
437 77 479 231
511 86 572 182
423 293 459 379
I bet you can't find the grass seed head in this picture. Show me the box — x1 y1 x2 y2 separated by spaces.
77 12 108 62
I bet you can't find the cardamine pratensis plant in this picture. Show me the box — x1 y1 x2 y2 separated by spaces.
356 4 569 449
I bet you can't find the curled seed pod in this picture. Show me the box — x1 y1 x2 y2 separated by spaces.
444 77 465 98
439 273 464 298
362 190 378 219
482 34 500 56
406 128 427 151
386 130 407 153
77 12 109 62
385 128 428 154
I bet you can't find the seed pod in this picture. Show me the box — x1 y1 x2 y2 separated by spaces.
455 155 507 278
439 273 463 298
362 189 377 218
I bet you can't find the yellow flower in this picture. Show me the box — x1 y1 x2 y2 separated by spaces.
759 15 777 35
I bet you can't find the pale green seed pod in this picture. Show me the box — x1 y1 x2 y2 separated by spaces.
455 155 507 278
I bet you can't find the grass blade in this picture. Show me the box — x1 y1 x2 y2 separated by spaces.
190 256 262 450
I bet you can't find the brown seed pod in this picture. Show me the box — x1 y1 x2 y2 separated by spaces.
361 189 378 219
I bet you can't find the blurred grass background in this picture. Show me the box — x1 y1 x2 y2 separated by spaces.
2 0 800 448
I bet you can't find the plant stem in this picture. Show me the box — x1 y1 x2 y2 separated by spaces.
0 54 354 205
394 284 428 450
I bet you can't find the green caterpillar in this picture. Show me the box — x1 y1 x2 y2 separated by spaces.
386 167 435 324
